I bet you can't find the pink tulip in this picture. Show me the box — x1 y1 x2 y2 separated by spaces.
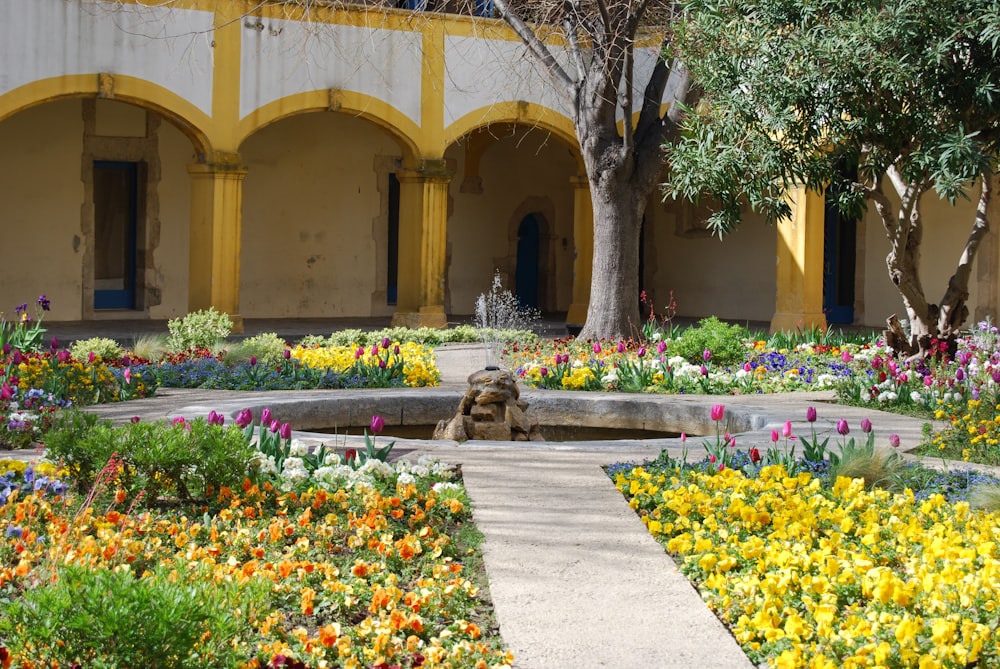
860 418 873 433
279 422 292 440
710 404 725 421
771 429 779 443
370 414 386 434
782 421 792 438
123 368 132 384
657 341 667 354
837 419 849 435
260 408 272 425
889 434 901 448
593 342 602 354
617 341 626 354
703 349 712 362
806 406 817 422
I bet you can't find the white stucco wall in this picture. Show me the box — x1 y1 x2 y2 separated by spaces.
240 18 423 124
0 0 214 115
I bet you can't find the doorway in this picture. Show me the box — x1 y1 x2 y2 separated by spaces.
93 161 140 310
823 184 857 325
515 214 540 309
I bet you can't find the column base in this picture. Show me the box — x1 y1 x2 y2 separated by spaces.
229 314 245 334
392 308 448 329
769 311 827 335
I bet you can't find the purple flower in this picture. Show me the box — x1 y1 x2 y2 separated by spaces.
355 346 364 359
207 410 225 426
700 365 708 376
37 295 50 311
393 345 400 355
889 433 901 448
806 406 817 423
860 418 872 433
540 367 549 377
1 343 8 356
382 337 392 350
657 341 667 355
279 422 292 440
249 356 257 367
14 303 26 314
370 414 385 435
260 408 272 426
57 350 70 363
637 346 646 358
11 350 21 365
836 419 849 436
49 337 59 352
284 348 291 360
130 416 141 424
956 368 965 382
269 420 281 434
5 525 22 539
235 408 254 428
703 349 712 362
617 341 626 354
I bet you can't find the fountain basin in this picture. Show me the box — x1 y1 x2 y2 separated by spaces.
169 388 771 443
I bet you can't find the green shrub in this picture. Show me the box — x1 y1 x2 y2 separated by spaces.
0 563 268 669
69 337 124 362
324 328 367 347
166 307 232 352
225 332 288 366
42 410 256 505
668 316 748 366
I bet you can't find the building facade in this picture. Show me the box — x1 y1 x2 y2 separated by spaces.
0 0 995 332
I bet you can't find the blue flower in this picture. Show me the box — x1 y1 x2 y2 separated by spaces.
5 525 23 539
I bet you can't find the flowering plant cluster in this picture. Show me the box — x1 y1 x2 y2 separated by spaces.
0 452 511 668
509 336 862 394
616 463 1000 668
292 340 440 388
0 296 50 354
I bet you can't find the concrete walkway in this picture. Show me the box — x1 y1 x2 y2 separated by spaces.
6 338 946 669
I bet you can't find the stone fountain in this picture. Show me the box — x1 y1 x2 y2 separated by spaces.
432 367 544 441
433 271 544 442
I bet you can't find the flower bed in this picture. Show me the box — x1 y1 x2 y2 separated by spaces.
615 462 1000 668
0 415 510 669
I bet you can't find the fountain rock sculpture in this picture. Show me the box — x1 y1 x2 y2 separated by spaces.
433 368 544 441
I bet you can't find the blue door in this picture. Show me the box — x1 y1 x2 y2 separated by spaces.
93 161 139 310
515 215 540 309
823 191 857 324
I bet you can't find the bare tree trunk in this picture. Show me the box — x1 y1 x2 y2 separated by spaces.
577 170 646 340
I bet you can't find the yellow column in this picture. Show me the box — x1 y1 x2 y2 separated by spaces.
391 160 452 329
187 152 247 333
770 184 827 334
566 175 593 330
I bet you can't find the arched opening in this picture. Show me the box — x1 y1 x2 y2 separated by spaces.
239 111 408 317
515 214 541 309
0 97 197 320
823 164 858 325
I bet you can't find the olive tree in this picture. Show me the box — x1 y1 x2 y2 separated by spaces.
666 0 1000 355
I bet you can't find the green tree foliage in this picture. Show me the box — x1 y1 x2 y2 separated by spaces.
666 0 1000 351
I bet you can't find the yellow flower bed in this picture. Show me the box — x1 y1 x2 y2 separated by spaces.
291 342 440 387
616 465 1000 668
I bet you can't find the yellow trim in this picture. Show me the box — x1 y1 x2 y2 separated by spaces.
236 90 423 162
0 75 213 154
445 102 578 156
770 185 828 333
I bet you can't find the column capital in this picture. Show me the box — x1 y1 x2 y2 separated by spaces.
190 151 248 175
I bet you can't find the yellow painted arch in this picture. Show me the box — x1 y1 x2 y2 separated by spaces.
445 101 579 158
236 90 422 163
0 74 213 154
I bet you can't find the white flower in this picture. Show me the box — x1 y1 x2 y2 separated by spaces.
432 482 463 494
396 472 416 487
323 452 343 466
289 439 309 456
911 391 925 405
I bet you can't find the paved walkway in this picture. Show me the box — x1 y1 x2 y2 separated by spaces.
5 333 945 669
